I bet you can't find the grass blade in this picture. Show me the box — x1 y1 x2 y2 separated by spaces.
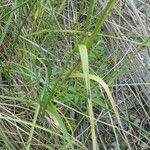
0 1 17 46
78 45 97 150
86 0 117 48
26 104 40 150
84 0 96 32
47 102 74 150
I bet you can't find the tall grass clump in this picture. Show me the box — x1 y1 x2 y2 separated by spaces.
0 0 150 149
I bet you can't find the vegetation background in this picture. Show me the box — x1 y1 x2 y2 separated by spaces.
0 0 150 149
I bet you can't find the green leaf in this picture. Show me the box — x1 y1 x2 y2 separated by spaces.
78 45 90 89
78 45 97 150
47 102 74 150
26 104 40 150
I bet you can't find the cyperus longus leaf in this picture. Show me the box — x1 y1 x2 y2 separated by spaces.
78 45 90 89
78 45 97 150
